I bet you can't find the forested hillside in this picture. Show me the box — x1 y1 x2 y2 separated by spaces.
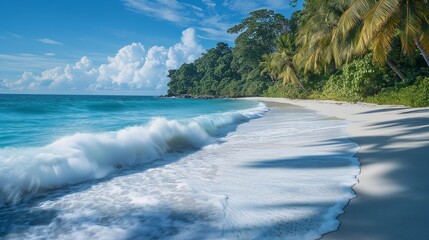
167 1 429 107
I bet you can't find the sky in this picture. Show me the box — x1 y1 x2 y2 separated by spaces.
0 0 303 95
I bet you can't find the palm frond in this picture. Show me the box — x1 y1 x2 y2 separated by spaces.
400 0 423 54
371 13 400 64
337 0 374 36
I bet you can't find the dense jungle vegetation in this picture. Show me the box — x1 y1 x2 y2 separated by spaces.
167 0 429 107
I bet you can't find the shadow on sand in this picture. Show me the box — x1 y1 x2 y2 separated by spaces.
243 154 355 169
323 116 429 239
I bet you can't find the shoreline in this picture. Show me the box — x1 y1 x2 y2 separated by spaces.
0 98 359 239
244 97 429 239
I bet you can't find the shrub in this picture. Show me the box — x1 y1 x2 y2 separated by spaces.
320 54 391 101
366 77 429 107
264 82 308 99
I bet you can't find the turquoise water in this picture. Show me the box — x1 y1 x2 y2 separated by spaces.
0 95 258 148
0 95 360 239
0 94 265 205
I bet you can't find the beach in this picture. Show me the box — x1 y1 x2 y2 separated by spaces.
247 97 429 239
1 95 427 239
0 96 359 239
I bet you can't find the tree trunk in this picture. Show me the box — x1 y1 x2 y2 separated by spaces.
297 78 306 91
291 65 306 91
415 38 429 67
387 60 406 83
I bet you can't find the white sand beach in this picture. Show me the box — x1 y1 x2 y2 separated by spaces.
247 97 429 239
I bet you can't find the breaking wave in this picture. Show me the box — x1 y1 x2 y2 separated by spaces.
0 103 268 205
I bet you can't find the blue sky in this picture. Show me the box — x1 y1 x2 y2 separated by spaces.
0 0 302 95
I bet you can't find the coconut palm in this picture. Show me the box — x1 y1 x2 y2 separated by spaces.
260 54 277 82
275 34 305 89
294 0 352 73
260 34 305 89
337 0 429 68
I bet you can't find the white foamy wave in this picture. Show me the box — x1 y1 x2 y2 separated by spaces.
0 103 268 205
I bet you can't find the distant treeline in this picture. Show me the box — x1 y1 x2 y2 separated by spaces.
167 1 429 107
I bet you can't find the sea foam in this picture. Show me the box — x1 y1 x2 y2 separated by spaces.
0 102 360 240
0 103 267 205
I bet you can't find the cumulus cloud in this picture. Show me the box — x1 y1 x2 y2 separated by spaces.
96 42 146 88
1 28 204 94
5 57 97 91
166 28 204 69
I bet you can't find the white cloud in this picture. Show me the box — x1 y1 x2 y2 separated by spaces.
8 32 23 39
4 57 98 91
96 42 146 88
166 28 205 69
197 14 237 42
0 53 69 72
136 46 169 89
37 38 64 45
202 0 216 8
222 0 290 14
123 0 236 42
45 52 56 56
1 28 204 95
123 0 295 42
124 0 194 24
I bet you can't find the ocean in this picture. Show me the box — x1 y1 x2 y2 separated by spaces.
0 95 359 239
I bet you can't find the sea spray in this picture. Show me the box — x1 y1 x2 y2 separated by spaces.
0 103 268 205
0 100 361 239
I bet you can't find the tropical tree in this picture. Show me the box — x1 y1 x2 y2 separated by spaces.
228 9 289 81
261 34 305 89
260 54 277 82
293 0 350 74
337 0 429 69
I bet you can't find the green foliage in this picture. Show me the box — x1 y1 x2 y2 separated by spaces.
167 64 200 95
228 9 289 83
260 33 304 88
366 77 429 107
167 43 236 97
264 82 308 99
166 4 429 108
168 9 291 98
319 54 392 101
335 0 429 66
288 10 301 35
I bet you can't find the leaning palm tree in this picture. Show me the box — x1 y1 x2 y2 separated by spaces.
337 0 429 69
260 34 305 89
275 51 304 89
275 34 305 89
294 0 353 73
260 54 278 82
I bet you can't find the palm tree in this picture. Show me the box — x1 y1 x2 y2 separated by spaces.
337 0 429 69
294 0 350 73
260 34 305 89
275 34 305 89
260 54 277 82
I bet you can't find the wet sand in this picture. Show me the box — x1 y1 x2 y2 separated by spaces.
246 97 429 240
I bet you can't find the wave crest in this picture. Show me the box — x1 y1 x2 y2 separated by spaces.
0 103 267 205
